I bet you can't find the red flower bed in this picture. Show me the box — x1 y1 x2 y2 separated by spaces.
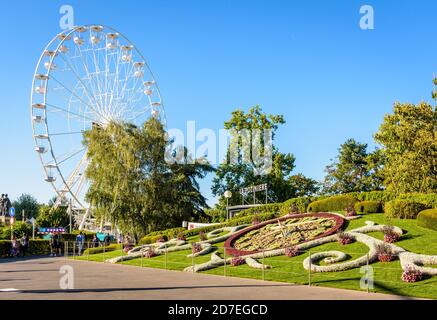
402 267 423 283
224 213 345 257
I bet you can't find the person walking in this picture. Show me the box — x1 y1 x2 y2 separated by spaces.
11 236 19 257
76 232 85 255
92 234 99 248
20 234 29 257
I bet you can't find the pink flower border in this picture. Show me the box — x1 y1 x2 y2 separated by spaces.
224 212 345 257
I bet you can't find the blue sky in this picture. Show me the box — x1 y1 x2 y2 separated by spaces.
1 0 437 206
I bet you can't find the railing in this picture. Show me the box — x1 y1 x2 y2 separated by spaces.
61 242 437 298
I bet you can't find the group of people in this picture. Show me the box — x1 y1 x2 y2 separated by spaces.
0 194 12 216
9 234 30 258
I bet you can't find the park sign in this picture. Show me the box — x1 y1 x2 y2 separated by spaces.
38 227 66 234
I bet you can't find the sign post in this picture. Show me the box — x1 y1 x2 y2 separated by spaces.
29 217 36 240
9 207 15 240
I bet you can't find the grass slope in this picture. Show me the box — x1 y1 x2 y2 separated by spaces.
73 213 437 299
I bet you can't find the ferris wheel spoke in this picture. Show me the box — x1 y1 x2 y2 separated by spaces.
58 50 107 117
49 74 110 123
50 130 84 136
55 147 87 166
46 102 97 123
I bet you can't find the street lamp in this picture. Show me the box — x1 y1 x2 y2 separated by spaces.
224 191 232 220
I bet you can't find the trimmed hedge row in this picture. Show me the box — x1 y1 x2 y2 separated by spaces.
1 240 51 258
139 234 168 245
417 209 437 231
82 243 122 255
354 201 383 214
384 200 429 219
307 195 357 213
236 203 281 217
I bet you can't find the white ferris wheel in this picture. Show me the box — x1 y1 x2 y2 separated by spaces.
30 25 165 230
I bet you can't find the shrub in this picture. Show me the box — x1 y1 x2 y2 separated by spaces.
230 256 245 266
177 232 186 241
1 240 51 257
354 201 383 214
252 216 261 225
384 200 429 219
402 266 423 283
382 226 400 243
199 231 207 241
376 244 395 262
139 234 168 245
237 203 281 217
191 242 202 254
397 193 437 208
337 232 354 245
307 195 358 213
280 196 322 215
417 208 437 231
285 246 299 257
344 203 357 217
143 249 156 258
82 244 122 255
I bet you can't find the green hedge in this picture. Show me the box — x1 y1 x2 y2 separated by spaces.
417 209 437 231
139 234 168 245
1 240 51 258
354 201 383 214
307 195 357 212
236 203 281 217
61 231 95 242
384 200 430 219
82 244 122 255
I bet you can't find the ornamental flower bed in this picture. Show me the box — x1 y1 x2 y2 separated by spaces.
252 216 261 225
345 203 357 217
383 226 400 243
191 242 202 254
123 244 133 253
225 213 344 256
337 232 354 245
285 246 299 257
143 249 156 258
156 236 166 243
231 256 245 266
177 232 186 241
402 266 423 283
376 244 395 262
199 231 207 241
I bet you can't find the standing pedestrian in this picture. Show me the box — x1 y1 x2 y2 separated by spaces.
20 234 29 257
76 232 85 255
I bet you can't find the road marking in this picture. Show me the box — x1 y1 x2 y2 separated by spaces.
0 288 20 292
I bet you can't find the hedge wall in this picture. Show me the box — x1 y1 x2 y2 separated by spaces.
384 200 430 219
1 240 51 258
417 209 437 231
82 243 122 255
307 195 357 212
236 203 281 217
354 201 383 214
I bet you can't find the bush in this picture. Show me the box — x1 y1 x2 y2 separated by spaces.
0 221 33 240
384 200 429 219
417 208 437 231
236 203 281 217
139 234 168 245
354 201 383 214
1 240 51 258
280 196 325 215
402 267 423 283
376 243 395 262
143 227 186 240
307 195 357 213
62 231 95 242
337 232 354 245
382 226 400 243
82 243 122 255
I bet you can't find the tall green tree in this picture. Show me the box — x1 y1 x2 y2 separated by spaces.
322 139 384 194
12 194 40 220
84 118 213 239
211 106 319 205
374 99 437 194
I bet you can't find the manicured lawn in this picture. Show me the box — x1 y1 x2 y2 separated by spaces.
73 213 437 299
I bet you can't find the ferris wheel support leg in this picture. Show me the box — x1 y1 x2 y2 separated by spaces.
79 207 90 231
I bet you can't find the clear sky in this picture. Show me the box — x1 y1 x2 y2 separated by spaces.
1 0 437 206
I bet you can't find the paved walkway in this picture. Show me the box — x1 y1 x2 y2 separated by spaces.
0 256 416 300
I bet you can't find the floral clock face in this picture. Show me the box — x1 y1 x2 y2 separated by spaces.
225 213 345 256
